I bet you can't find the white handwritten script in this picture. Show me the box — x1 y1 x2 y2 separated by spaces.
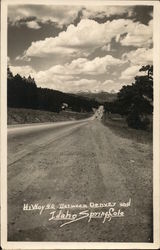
23 199 131 227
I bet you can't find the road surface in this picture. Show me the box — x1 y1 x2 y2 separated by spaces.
8 117 152 242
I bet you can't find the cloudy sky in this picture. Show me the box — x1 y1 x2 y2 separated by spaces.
8 4 153 93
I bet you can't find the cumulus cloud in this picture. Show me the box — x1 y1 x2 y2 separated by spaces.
8 64 100 92
9 61 122 92
35 71 101 92
81 6 133 19
25 18 113 58
122 48 153 65
69 55 124 75
120 65 146 81
26 20 41 29
120 20 153 48
47 55 124 76
8 5 133 28
23 18 152 59
33 55 125 92
16 53 31 62
8 5 81 28
8 61 132 93
10 65 36 78
8 5 153 94
101 44 111 52
101 79 124 92
35 73 120 93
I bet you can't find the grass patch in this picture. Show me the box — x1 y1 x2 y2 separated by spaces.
102 114 152 145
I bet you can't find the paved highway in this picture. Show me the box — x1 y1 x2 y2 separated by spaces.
8 116 152 242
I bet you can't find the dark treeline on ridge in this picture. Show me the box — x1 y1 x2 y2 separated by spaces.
7 65 153 130
7 67 99 113
104 65 153 130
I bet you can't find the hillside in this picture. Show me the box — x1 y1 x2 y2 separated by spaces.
77 91 117 103
8 108 92 125
7 69 99 113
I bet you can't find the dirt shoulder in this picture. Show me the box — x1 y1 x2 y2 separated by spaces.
102 115 152 145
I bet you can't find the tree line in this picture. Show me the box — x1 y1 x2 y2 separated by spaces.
7 65 153 130
104 65 153 130
7 67 98 113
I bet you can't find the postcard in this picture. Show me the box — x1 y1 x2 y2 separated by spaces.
1 0 160 249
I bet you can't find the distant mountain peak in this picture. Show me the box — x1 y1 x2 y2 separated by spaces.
75 91 117 103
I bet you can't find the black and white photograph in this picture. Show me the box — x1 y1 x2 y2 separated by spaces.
1 0 160 249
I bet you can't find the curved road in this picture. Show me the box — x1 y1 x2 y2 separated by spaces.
8 117 152 242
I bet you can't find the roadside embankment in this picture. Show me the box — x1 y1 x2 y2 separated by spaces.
8 107 92 125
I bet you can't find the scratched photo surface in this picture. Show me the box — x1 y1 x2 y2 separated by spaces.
7 4 153 242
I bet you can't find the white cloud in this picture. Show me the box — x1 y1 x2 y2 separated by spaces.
8 63 125 93
35 74 121 93
9 62 130 93
8 5 133 28
24 18 150 59
120 47 153 84
62 78 101 93
115 34 121 43
101 79 123 93
122 48 153 65
26 21 41 29
8 5 81 28
16 53 31 62
68 55 123 75
48 55 124 76
34 56 124 92
10 65 36 78
82 6 133 19
9 61 121 93
101 44 111 52
9 54 123 92
120 65 146 81
35 71 101 93
8 5 153 94
25 19 107 57
120 20 153 48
